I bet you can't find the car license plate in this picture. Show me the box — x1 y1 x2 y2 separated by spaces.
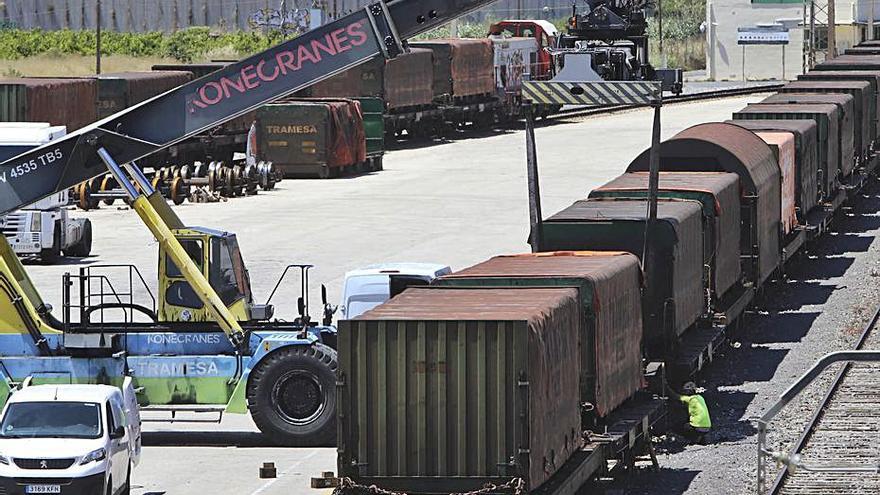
25 485 61 494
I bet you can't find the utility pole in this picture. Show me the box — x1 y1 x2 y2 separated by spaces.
827 0 835 57
658 0 665 67
96 0 102 74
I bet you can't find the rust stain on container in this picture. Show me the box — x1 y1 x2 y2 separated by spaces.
756 132 798 235
435 251 643 419
338 287 581 492
626 122 781 287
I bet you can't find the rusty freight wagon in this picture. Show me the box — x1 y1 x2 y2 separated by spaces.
256 99 368 178
434 251 643 422
539 200 705 358
758 93 856 177
588 172 742 303
94 71 193 118
728 119 820 220
338 287 581 493
797 71 880 142
0 78 97 131
628 122 782 287
733 103 840 199
410 39 496 103
780 80 873 161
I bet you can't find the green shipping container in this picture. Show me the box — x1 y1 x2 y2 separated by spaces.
338 287 582 493
355 97 386 157
434 252 643 420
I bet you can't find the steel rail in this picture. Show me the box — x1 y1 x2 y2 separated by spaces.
767 302 880 494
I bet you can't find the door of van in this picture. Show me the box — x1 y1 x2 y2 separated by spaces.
122 377 142 466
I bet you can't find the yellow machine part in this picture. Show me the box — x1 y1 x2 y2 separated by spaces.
0 236 60 334
128 195 245 341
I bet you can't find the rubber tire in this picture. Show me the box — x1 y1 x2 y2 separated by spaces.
64 219 92 258
247 343 338 447
39 224 61 264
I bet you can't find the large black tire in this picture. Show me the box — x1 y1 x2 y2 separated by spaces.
39 224 61 264
247 343 338 447
64 219 92 258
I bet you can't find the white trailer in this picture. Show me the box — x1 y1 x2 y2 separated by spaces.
0 124 92 263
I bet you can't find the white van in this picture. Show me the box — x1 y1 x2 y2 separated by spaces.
340 263 452 319
0 380 141 495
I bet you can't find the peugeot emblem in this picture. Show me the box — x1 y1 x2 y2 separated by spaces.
40 460 48 469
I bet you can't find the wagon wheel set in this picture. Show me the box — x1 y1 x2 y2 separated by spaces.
73 161 282 210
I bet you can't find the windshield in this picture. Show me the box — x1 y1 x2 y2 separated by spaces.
0 402 102 439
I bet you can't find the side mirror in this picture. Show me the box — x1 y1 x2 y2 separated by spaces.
111 426 125 439
297 296 305 316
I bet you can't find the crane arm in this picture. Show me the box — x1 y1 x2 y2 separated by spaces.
0 0 500 217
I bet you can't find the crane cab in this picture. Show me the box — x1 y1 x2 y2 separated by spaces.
159 227 272 323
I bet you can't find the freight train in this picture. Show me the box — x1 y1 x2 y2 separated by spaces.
332 46 880 493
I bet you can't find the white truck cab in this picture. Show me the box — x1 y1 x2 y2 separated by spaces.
0 124 92 263
0 381 141 495
340 263 452 319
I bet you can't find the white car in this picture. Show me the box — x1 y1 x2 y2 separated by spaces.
340 263 452 319
0 380 141 495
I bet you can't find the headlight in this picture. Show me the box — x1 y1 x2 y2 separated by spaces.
0 454 9 465
79 448 106 465
30 214 41 233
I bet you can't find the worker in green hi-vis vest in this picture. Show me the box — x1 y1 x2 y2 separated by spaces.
669 381 712 445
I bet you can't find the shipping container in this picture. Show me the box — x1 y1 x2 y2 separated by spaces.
338 287 582 492
759 93 856 177
846 46 880 54
152 62 230 79
755 132 798 234
310 50 435 112
356 97 386 158
588 172 741 301
798 70 880 140
733 104 840 198
257 98 366 178
728 119 820 219
0 78 97 131
435 251 643 419
94 71 193 118
410 39 496 102
627 122 782 286
780 80 872 159
540 199 705 356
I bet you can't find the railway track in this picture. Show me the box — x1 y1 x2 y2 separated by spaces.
769 305 880 494
553 83 785 120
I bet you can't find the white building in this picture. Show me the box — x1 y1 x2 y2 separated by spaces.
706 0 879 80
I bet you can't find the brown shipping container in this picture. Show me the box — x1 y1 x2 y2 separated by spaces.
435 252 643 418
733 104 839 198
780 80 872 158
589 172 741 300
95 71 193 118
627 122 781 286
410 39 496 101
257 99 366 177
755 132 798 234
760 93 856 177
338 287 581 492
798 70 880 141
727 119 820 218
0 78 97 131
310 50 434 112
539 200 705 356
